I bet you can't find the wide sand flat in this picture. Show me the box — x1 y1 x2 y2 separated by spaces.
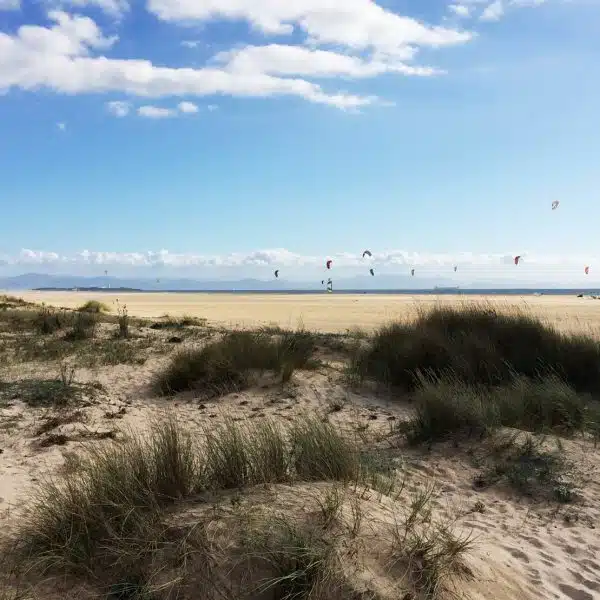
14 290 600 333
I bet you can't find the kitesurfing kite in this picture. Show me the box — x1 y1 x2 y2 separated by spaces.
326 259 333 270
411 269 415 276
552 200 559 210
362 250 372 258
454 266 458 272
585 266 590 275
514 256 522 265
274 270 279 279
370 268 375 276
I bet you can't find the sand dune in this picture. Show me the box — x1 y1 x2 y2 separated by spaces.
1 294 599 599
14 290 600 334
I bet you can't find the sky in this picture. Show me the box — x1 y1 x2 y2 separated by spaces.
1 0 599 284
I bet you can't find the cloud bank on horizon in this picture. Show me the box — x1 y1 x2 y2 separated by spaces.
0 0 556 112
0 248 596 282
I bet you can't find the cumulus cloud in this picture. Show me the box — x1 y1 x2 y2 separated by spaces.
0 10 382 109
448 4 471 17
147 0 473 56
480 0 505 20
214 44 440 78
137 105 177 118
177 100 199 113
51 0 130 18
5 248 597 273
181 40 200 48
106 99 130 116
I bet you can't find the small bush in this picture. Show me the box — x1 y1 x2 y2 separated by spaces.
0 365 84 408
78 300 110 314
390 484 473 599
204 419 290 490
495 375 590 435
34 305 64 335
154 330 316 397
251 516 340 600
64 311 97 341
291 417 359 482
16 416 201 574
115 300 129 339
352 304 600 394
474 435 575 502
405 376 500 444
405 375 597 444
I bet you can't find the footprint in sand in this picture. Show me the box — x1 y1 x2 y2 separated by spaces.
568 570 600 592
520 535 545 549
502 546 530 563
558 583 594 600
580 559 600 573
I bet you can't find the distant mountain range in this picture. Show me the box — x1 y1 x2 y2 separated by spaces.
0 272 597 292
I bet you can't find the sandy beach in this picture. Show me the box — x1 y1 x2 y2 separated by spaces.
1 292 599 600
14 290 600 334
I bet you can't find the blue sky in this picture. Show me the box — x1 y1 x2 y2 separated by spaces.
1 0 599 283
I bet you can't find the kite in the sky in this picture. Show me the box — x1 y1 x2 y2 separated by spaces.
585 266 590 275
274 270 279 278
411 268 415 276
362 250 372 258
326 259 333 270
514 256 522 265
454 265 458 272
552 200 559 210
370 268 375 276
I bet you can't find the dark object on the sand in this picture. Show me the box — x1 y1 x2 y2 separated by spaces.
40 433 69 447
577 293 584 298
168 336 183 343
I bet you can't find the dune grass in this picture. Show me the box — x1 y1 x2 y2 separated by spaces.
12 416 356 574
474 434 576 502
77 300 111 314
404 374 600 445
350 303 600 395
154 329 317 397
6 414 469 600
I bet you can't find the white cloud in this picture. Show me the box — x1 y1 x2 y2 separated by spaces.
177 100 199 113
0 0 20 10
207 104 218 111
137 105 177 118
448 4 471 17
106 99 130 116
0 11 380 109
57 121 66 130
6 248 597 274
480 0 505 20
48 0 130 18
181 40 200 48
214 44 440 78
147 0 474 57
